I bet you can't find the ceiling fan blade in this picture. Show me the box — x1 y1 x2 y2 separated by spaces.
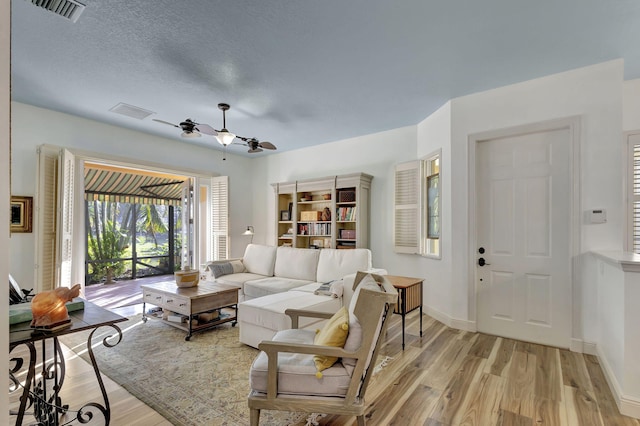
258 141 276 150
248 147 264 153
153 119 179 128
195 123 218 136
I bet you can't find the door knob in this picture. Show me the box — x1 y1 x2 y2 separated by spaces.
478 247 485 254
478 257 490 266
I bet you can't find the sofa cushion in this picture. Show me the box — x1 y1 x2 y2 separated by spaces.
214 272 268 289
250 329 351 397
244 277 314 299
273 246 320 281
242 244 277 277
316 249 371 283
238 291 341 332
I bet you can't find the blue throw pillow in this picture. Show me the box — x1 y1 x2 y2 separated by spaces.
210 262 235 278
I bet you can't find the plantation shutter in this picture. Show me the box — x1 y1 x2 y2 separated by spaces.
57 149 75 289
630 134 640 253
394 161 421 254
35 146 60 292
211 176 229 260
180 178 194 268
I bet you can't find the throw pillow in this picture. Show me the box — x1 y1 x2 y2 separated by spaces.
208 260 245 278
313 306 350 377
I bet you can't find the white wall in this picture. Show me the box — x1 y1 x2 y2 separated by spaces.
10 102 256 288
416 101 455 325
623 79 640 131
253 125 421 275
446 60 624 340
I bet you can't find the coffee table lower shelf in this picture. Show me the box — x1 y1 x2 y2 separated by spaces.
142 308 237 341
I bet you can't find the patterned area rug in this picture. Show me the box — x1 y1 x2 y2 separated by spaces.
60 315 309 425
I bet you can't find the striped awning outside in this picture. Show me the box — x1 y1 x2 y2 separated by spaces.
84 163 186 206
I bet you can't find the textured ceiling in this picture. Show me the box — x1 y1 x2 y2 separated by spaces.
10 0 640 156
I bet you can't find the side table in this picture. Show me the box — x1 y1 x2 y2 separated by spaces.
9 300 127 425
386 275 424 350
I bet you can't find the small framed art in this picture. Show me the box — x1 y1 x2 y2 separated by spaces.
11 196 33 233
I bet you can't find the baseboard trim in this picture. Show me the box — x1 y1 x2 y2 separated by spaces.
424 306 476 332
597 346 640 419
569 338 598 355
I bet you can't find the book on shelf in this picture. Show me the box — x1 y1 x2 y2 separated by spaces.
336 206 357 221
30 318 72 332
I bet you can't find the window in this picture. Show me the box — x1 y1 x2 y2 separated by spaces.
35 145 229 292
393 149 441 258
423 153 440 257
628 134 640 253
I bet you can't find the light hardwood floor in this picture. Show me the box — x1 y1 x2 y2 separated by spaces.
10 291 640 425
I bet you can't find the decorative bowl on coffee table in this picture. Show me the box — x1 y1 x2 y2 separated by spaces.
174 269 199 288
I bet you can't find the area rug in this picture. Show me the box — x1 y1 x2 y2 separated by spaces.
59 315 310 426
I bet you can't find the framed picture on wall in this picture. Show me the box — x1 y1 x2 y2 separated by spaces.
11 196 33 233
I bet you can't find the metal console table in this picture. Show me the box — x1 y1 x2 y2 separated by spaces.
9 300 127 426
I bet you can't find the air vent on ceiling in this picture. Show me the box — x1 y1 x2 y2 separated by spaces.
28 0 86 23
109 103 155 120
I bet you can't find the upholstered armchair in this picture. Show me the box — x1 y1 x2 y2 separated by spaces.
247 272 398 426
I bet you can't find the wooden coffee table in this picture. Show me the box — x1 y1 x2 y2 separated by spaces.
141 281 240 341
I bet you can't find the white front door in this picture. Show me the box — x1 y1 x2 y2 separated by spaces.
476 127 571 348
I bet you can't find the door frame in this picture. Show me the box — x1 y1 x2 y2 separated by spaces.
467 116 581 349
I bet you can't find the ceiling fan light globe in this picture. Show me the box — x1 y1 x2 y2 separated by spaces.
181 131 201 138
215 129 236 146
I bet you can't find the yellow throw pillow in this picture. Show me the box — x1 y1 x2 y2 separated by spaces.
313 306 350 377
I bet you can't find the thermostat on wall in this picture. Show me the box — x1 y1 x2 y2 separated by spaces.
589 209 607 224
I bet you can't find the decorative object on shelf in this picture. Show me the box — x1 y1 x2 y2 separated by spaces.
338 190 356 202
280 210 290 221
243 225 255 243
30 284 81 328
10 195 33 233
321 207 331 221
301 211 322 221
322 193 331 200
340 229 356 239
175 268 200 288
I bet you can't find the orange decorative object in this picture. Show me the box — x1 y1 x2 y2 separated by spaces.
30 284 81 327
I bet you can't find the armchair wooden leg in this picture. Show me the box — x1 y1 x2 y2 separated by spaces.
356 414 366 426
250 408 261 426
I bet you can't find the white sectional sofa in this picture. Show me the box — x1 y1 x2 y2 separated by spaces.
202 244 384 348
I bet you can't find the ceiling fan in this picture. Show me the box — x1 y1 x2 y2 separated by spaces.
213 103 277 160
152 118 217 138
154 103 276 159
